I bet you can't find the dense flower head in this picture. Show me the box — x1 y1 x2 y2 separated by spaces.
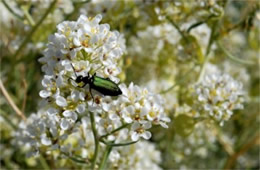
193 73 244 125
39 14 125 82
37 14 126 133
15 110 83 157
16 14 170 160
100 83 170 141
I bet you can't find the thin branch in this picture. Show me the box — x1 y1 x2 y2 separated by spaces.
89 111 99 169
217 41 256 66
2 0 23 21
225 4 258 34
224 134 260 169
196 2 229 83
21 79 28 113
213 125 234 156
13 0 57 61
0 79 26 121
166 16 188 42
98 145 112 170
62 152 90 165
187 15 214 33
100 139 138 147
21 6 35 26
99 123 130 139
197 21 217 83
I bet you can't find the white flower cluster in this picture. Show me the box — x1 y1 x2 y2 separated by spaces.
100 83 170 141
129 23 181 60
39 14 125 83
145 79 178 111
16 110 88 157
36 14 126 135
173 123 216 168
194 73 244 125
127 23 180 84
108 141 162 170
16 14 170 161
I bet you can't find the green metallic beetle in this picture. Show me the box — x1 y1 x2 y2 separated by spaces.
70 64 122 99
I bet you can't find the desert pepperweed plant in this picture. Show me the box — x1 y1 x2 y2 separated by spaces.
16 14 170 169
0 1 259 169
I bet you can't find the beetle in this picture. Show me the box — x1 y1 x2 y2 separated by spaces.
69 64 122 100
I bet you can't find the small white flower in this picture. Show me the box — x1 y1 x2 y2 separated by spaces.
56 96 68 107
39 90 52 98
60 118 70 130
41 135 52 146
122 105 135 123
51 144 59 150
76 103 86 114
131 122 152 141
63 110 72 117
59 134 68 141
41 76 53 87
47 107 59 116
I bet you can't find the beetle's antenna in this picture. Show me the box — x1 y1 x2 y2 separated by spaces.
93 65 104 73
70 63 78 77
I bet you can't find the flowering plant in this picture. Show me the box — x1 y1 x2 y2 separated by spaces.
16 14 170 169
0 1 259 169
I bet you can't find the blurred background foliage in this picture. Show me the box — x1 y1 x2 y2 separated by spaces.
0 0 259 169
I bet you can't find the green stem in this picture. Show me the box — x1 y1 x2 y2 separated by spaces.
39 154 50 170
187 15 214 33
197 54 210 83
99 124 130 139
2 0 23 20
13 0 57 61
187 21 204 33
197 22 217 83
100 139 138 147
166 16 188 42
21 6 35 26
90 112 99 170
62 152 90 164
98 145 113 170
217 41 256 66
196 2 230 83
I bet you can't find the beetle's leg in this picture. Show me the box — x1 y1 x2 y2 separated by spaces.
80 83 87 88
89 86 94 105
76 82 86 88
69 78 84 87
68 78 74 84
88 72 92 78
68 78 86 88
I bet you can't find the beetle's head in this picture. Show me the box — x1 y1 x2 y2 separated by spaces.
75 75 83 83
